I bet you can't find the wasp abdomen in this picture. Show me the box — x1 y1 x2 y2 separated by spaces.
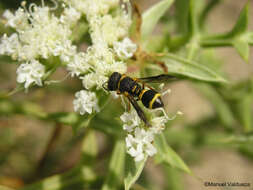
140 90 164 109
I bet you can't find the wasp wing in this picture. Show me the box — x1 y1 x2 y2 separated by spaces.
126 94 151 127
139 74 177 83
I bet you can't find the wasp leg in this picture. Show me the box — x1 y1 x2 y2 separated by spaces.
120 96 127 111
127 99 131 111
154 108 183 120
122 95 131 111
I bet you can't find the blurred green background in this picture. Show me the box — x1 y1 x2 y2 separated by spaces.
0 0 253 190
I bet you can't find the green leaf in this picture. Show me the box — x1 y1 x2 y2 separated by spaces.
199 1 251 59
81 130 98 165
124 154 147 190
236 94 253 133
248 32 253 44
90 99 124 136
185 0 205 59
21 102 47 119
20 166 96 190
229 1 249 37
48 112 94 132
154 134 191 174
102 140 125 190
194 83 235 128
141 0 174 39
188 0 200 36
164 165 184 190
233 39 249 63
174 0 189 33
155 53 227 83
186 36 200 60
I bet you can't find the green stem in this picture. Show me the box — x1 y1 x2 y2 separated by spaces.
200 34 233 47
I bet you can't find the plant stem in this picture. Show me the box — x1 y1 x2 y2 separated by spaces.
32 123 62 180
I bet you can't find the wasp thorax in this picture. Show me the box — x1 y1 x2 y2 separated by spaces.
108 72 122 91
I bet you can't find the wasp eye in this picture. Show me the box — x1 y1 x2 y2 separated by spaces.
108 72 122 91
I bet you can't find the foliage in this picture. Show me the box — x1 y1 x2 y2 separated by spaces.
0 0 253 190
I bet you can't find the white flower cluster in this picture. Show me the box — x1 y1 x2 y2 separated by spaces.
16 59 45 89
61 0 137 115
73 90 99 115
121 109 173 162
61 0 136 90
126 127 156 162
0 0 137 116
0 0 181 163
0 1 81 88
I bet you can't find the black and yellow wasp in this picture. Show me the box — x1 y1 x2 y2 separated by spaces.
103 72 176 127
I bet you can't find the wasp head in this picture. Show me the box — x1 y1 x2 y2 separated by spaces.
107 72 122 91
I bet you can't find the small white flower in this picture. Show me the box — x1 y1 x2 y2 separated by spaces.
0 33 20 58
3 8 29 30
81 72 108 90
60 7 81 26
73 90 99 115
126 135 145 161
81 73 97 89
62 0 119 17
125 127 157 162
150 116 168 134
1 5 76 61
108 61 127 74
113 37 137 59
67 52 90 77
54 40 77 62
16 60 45 89
134 127 154 145
101 15 130 45
120 110 140 132
91 42 114 64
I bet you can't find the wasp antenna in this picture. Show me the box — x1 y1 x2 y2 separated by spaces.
156 108 184 120
102 82 109 91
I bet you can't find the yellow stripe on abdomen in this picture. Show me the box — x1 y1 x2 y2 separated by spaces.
149 93 161 109
139 89 148 100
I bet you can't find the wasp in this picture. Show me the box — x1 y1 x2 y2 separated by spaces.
103 72 176 127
